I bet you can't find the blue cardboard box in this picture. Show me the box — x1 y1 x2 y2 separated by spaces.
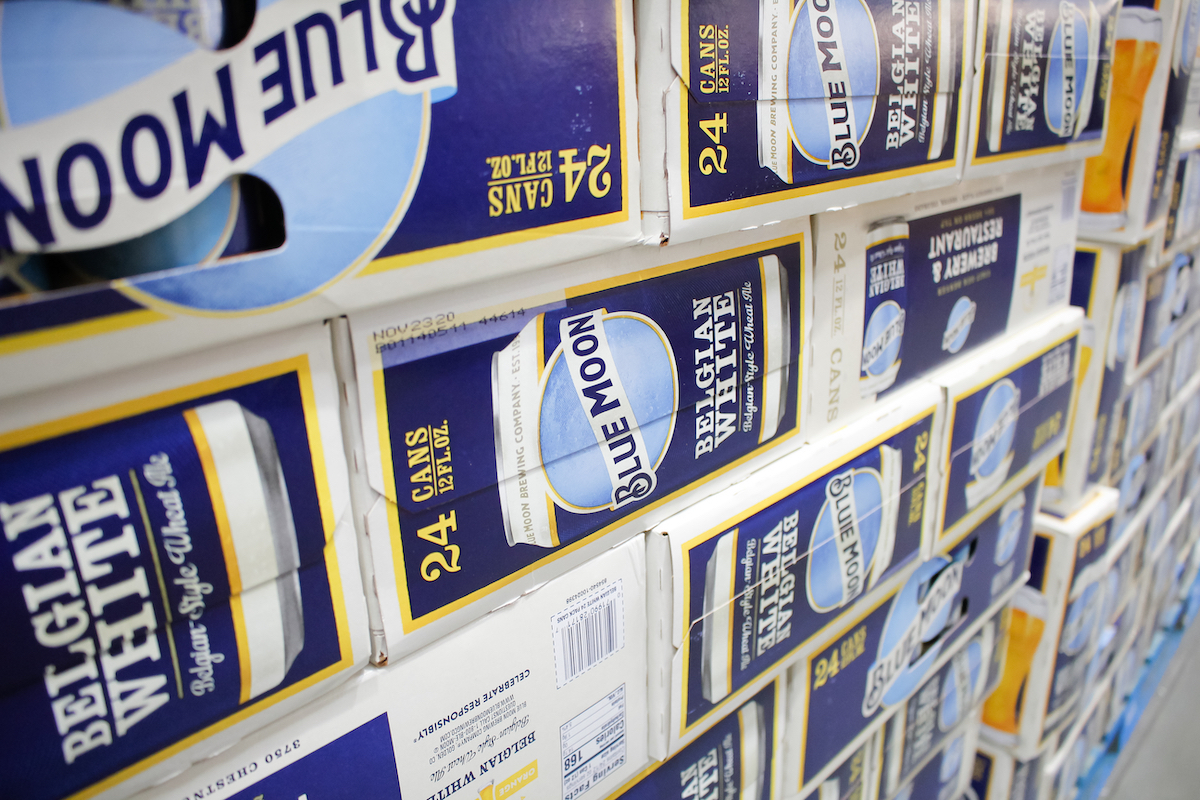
347 222 813 659
0 322 370 800
781 471 1037 797
931 308 1081 550
0 0 641 399
636 0 975 244
965 0 1122 179
647 381 941 758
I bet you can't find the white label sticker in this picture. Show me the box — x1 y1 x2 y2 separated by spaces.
551 579 625 688
561 685 626 800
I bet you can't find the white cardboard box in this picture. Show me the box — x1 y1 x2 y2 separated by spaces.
806 163 1081 442
132 533 650 800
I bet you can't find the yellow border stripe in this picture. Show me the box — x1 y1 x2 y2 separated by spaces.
0 309 168 356
183 408 244 597
229 593 254 705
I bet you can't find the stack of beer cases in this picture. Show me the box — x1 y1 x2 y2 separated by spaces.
968 0 1200 794
10 0 1200 799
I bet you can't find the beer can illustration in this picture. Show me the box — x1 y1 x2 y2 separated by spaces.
981 587 1047 743
966 379 1021 511
185 400 305 700
1105 281 1141 373
756 0 958 182
981 0 1111 157
491 257 792 549
1058 564 1104 659
1080 7 1164 227
861 218 908 398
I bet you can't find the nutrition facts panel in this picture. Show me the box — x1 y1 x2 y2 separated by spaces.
560 685 626 800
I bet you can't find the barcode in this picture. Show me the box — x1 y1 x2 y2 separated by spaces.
560 602 619 683
1038 343 1072 397
552 579 625 688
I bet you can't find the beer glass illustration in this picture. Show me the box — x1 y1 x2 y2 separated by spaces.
186 399 305 701
861 218 908 398
982 585 1047 742
1080 7 1163 227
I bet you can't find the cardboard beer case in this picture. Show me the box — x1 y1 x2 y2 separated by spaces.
970 733 1060 800
129 533 651 800
780 472 1038 800
1042 241 1125 514
1111 414 1175 537
645 380 942 760
0 0 642 400
1143 496 1194 630
876 611 1007 799
980 486 1117 759
1166 317 1200 402
1131 245 1200 369
1162 148 1200 255
1084 236 1160 488
344 221 812 661
1040 675 1112 800
880 709 982 800
607 679 785 800
929 308 1082 552
0 322 371 800
1078 0 1199 244
964 0 1122 179
1105 357 1177 503
635 0 975 245
806 163 1081 443
785 731 881 800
